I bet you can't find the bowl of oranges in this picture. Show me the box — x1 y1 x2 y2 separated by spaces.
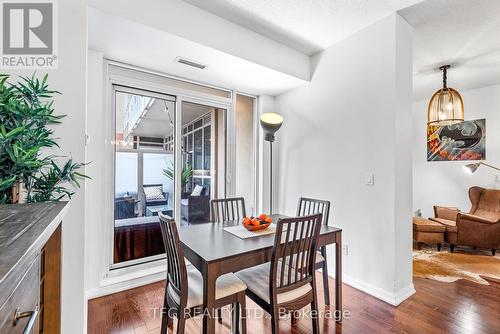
242 214 273 231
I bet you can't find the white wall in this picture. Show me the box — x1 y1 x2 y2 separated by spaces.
413 84 500 216
274 14 414 305
235 95 256 213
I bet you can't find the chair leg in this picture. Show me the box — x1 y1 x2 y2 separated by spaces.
450 244 455 253
310 292 320 334
176 313 186 334
417 242 422 250
161 287 173 334
235 292 247 334
291 312 297 327
321 259 331 305
493 249 496 256
218 308 223 324
271 307 280 334
437 243 441 252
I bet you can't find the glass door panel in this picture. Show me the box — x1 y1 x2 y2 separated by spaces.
113 86 175 265
180 101 226 224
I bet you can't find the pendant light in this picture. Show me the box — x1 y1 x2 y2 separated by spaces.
427 65 464 126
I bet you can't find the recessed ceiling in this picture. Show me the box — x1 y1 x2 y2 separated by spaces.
88 7 307 96
399 0 500 100
184 0 424 55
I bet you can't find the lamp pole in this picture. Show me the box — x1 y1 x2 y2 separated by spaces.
480 162 500 171
269 140 273 214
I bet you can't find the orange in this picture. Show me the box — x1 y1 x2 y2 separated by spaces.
259 214 267 220
265 217 272 223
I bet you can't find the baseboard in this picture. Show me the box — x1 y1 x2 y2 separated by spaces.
84 265 416 307
394 284 416 305
340 274 415 306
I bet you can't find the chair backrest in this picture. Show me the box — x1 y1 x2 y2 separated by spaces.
210 197 246 222
469 186 500 220
296 197 330 226
158 213 187 306
270 214 322 303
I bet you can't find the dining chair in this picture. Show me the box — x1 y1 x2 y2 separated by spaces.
236 214 323 334
209 196 246 323
210 197 246 222
158 213 247 334
297 197 332 305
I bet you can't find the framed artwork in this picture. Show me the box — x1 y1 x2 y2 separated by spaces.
427 119 486 161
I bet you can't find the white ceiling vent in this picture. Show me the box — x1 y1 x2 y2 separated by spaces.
175 57 207 69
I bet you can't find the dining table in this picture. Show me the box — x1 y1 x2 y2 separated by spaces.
178 214 342 334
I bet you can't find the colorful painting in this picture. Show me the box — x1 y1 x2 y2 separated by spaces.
427 119 486 161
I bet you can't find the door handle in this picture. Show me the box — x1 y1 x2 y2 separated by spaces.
14 305 39 334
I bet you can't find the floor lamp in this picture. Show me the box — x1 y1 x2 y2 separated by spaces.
260 113 284 214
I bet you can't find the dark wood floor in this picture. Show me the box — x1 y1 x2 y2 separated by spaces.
88 273 500 334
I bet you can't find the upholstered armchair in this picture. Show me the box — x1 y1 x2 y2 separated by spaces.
432 186 500 255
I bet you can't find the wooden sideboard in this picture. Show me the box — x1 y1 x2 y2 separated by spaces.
0 202 69 334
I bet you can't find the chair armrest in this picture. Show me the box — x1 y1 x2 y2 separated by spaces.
434 206 460 221
457 213 500 224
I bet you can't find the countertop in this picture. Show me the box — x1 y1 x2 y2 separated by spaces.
0 202 69 307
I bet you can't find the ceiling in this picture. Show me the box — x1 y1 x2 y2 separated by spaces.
132 99 174 138
88 7 306 97
132 101 213 138
184 0 423 55
399 0 500 100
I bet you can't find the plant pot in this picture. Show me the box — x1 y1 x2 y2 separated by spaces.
11 179 27 204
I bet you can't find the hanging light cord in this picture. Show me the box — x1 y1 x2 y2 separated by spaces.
443 66 447 89
440 65 450 89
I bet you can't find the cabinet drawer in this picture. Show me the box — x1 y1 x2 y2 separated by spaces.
0 257 40 334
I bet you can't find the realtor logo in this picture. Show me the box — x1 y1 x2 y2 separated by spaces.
1 0 57 68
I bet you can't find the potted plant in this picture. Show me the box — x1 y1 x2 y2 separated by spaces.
163 161 192 196
0 73 88 204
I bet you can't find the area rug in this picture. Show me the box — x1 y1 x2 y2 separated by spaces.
413 248 500 285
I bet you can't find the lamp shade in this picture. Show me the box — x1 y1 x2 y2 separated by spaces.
463 162 480 174
428 65 464 126
260 113 283 142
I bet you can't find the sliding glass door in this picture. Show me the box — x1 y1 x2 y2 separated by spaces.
113 86 176 265
112 85 229 266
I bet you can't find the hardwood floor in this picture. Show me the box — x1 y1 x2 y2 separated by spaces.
88 273 500 333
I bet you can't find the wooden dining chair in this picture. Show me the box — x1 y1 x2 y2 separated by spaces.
210 197 247 323
297 197 332 305
236 214 323 334
158 213 247 334
210 197 246 222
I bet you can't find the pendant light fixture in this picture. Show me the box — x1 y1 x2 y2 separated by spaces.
427 65 464 126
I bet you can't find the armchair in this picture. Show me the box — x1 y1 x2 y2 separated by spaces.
432 186 500 255
142 184 168 215
180 185 210 224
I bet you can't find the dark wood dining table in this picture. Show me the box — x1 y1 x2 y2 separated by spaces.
178 214 342 334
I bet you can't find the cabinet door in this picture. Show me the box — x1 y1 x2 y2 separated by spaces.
0 257 40 334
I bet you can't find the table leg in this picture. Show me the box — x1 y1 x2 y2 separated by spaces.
231 302 239 334
335 232 342 323
203 264 217 334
